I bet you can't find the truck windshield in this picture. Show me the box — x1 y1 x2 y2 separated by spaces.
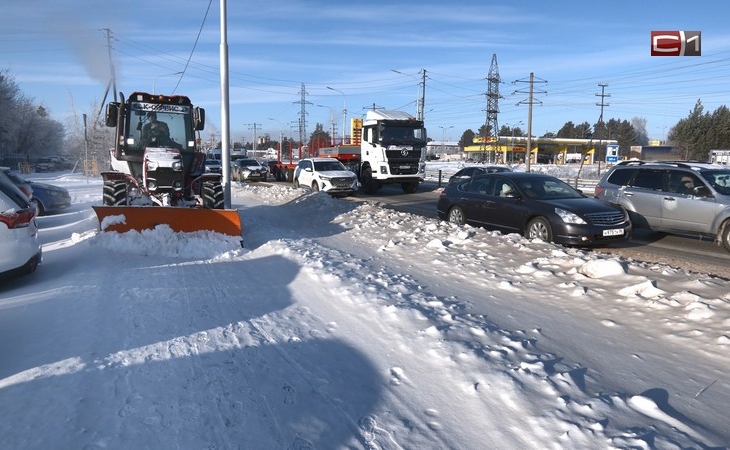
380 126 427 145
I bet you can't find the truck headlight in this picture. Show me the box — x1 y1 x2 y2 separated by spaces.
146 161 158 171
172 161 183 171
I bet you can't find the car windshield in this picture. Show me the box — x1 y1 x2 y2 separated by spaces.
517 177 582 199
313 161 345 172
699 169 730 195
239 160 259 166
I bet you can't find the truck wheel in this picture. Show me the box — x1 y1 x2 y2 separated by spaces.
202 181 224 209
103 180 127 206
401 181 419 194
361 168 379 194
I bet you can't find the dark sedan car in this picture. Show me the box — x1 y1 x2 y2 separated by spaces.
28 181 71 216
437 172 632 246
448 165 512 185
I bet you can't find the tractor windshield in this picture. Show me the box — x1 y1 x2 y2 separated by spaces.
127 103 194 154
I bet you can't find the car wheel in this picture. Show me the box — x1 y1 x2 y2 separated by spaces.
31 198 44 216
447 206 466 225
526 217 553 242
293 177 300 188
721 220 730 253
311 181 320 192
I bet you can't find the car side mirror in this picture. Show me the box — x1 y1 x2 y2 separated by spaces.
694 186 711 197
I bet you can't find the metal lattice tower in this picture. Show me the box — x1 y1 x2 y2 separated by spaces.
294 83 312 153
483 54 501 162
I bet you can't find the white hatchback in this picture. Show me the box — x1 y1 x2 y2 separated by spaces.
0 171 42 281
293 158 357 196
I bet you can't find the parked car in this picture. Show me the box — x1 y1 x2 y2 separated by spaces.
28 181 71 216
437 172 632 246
204 158 222 173
1 167 33 198
232 158 267 182
448 165 512 185
293 158 358 197
594 160 730 252
0 170 42 281
258 160 269 181
35 157 56 172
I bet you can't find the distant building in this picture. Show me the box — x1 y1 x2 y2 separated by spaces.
426 141 461 160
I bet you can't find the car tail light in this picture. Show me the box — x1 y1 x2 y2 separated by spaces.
0 207 35 229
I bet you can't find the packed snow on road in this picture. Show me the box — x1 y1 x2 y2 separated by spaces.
0 172 728 449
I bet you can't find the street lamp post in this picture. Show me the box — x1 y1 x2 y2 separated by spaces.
316 104 338 145
438 125 454 160
391 69 424 121
326 86 347 144
152 71 183 94
268 118 285 161
505 121 524 164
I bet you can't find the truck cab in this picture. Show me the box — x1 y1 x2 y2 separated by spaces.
359 110 427 194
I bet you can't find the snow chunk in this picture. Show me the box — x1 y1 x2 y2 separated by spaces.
578 259 626 278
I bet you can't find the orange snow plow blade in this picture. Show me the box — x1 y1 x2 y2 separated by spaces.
92 206 242 237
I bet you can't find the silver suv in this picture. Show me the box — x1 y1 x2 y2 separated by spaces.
595 160 730 251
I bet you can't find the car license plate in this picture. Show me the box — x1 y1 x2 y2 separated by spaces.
603 228 624 236
400 165 411 169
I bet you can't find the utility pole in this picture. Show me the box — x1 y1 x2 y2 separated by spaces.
418 68 427 122
595 82 611 168
247 122 261 155
513 72 547 172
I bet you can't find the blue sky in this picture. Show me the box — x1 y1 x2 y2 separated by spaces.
2 0 729 145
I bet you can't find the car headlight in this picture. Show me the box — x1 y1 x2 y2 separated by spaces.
319 175 331 181
555 208 586 224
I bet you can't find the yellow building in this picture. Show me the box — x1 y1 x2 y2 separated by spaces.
464 136 618 164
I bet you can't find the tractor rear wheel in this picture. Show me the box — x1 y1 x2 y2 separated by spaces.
202 181 224 209
103 180 127 206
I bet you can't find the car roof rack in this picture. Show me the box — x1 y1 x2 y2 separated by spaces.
615 160 707 169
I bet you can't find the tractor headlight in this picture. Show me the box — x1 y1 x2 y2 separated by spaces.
555 208 586 225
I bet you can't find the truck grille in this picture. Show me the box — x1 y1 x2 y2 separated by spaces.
585 211 625 226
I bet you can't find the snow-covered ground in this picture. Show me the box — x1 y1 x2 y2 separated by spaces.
0 169 728 449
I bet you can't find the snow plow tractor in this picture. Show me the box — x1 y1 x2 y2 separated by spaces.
93 91 241 237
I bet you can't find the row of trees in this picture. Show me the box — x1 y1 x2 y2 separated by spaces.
456 118 649 160
0 70 65 158
669 100 730 160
